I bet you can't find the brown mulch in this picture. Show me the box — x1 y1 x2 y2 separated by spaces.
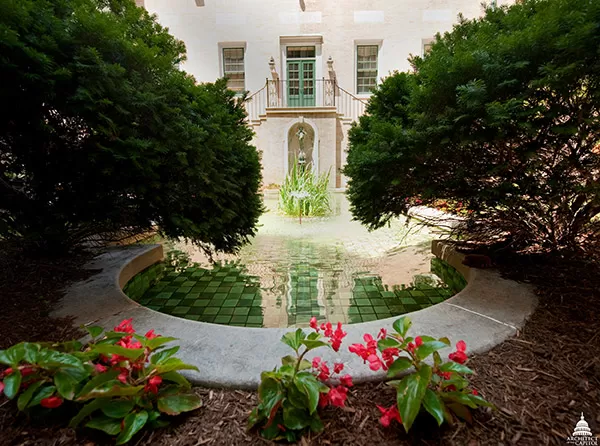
1 245 599 445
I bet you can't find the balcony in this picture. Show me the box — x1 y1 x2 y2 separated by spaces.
245 79 368 124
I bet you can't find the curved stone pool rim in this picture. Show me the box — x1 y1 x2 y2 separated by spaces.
53 241 537 389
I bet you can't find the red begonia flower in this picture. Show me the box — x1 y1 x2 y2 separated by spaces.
310 317 318 331
437 371 451 380
415 336 423 347
312 357 321 369
333 362 344 374
445 384 457 392
349 343 369 360
0 382 4 395
407 342 416 353
114 318 135 334
40 396 63 409
340 374 353 388
145 375 163 394
382 348 399 368
377 328 387 339
472 389 478 396
321 322 333 337
144 329 159 339
456 340 467 352
317 362 330 381
94 363 108 373
3 368 13 376
448 350 468 364
367 354 384 371
328 386 348 407
377 405 402 427
329 322 347 352
318 392 329 408
20 366 35 377
117 371 128 384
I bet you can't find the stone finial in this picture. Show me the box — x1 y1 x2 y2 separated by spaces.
327 56 334 70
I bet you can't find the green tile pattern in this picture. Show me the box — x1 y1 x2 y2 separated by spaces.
122 252 460 328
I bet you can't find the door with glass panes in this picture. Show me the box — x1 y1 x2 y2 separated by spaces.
286 46 316 107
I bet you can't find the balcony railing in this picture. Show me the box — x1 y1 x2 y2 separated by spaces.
245 78 368 123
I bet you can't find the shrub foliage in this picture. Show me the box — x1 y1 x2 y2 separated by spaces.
0 0 262 253
345 0 600 251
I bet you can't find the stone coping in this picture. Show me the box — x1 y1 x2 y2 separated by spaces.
53 242 538 389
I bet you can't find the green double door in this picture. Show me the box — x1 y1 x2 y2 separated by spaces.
287 60 315 107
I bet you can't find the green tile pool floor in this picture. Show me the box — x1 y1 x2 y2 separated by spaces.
128 260 455 328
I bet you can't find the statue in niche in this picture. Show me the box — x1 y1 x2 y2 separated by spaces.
296 125 307 169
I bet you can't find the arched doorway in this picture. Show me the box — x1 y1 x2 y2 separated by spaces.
286 121 316 173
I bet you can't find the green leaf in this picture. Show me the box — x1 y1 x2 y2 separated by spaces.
441 391 478 408
446 402 473 423
23 343 42 363
396 364 432 432
54 368 87 400
387 357 413 378
3 370 22 399
102 399 135 418
86 415 122 435
416 341 448 360
288 381 308 409
160 371 191 389
92 345 144 361
433 351 442 368
307 332 320 340
17 381 44 411
299 339 330 351
438 337 451 346
69 398 109 427
37 349 85 370
258 376 284 424
150 346 180 365
309 415 324 433
295 372 321 415
154 358 199 374
29 385 57 408
77 370 119 399
282 405 311 430
146 336 178 351
439 362 473 374
0 344 26 366
468 394 495 408
85 326 104 339
422 389 445 426
393 317 412 337
79 380 144 400
281 355 297 367
157 393 202 415
281 329 305 352
378 338 401 350
116 410 149 445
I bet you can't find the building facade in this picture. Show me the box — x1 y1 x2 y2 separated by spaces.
139 0 512 188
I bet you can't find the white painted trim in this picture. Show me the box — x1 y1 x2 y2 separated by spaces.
283 117 320 177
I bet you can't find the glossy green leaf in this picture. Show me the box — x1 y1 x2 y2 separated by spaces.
439 362 473 374
447 402 473 423
387 357 413 378
281 355 297 367
281 329 305 352
423 389 445 426
150 346 180 365
17 381 44 411
416 341 447 360
433 351 442 368
378 337 401 350
438 337 451 346
102 399 135 418
393 317 412 337
116 410 149 445
160 371 191 389
69 398 109 427
3 370 22 399
283 405 311 430
146 336 178 351
23 343 42 363
29 385 57 408
258 376 284 424
295 372 321 414
306 332 320 340
154 358 199 374
469 394 495 408
299 339 330 351
78 380 144 400
86 415 122 435
287 381 308 409
37 349 85 370
157 393 202 415
396 364 432 432
85 326 104 339
54 370 79 400
441 391 478 408
0 344 26 366
77 370 119 399
93 345 144 361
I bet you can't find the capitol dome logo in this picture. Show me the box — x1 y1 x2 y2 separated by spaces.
567 413 598 445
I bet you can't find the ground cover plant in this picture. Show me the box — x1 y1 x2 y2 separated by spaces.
0 318 201 444
345 0 600 252
279 158 331 218
248 318 350 442
0 0 263 253
349 316 493 432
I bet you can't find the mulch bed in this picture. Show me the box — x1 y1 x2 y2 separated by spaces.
1 244 599 445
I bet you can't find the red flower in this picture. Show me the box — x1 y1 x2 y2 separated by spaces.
0 382 4 395
318 392 329 408
448 340 468 364
407 342 416 353
117 371 128 384
445 385 457 392
144 375 162 394
349 343 369 360
320 322 333 337
310 317 318 331
20 366 35 377
333 362 344 374
340 374 353 388
117 335 142 350
40 396 63 409
3 367 13 377
328 386 348 407
437 371 451 380
114 318 135 334
312 357 321 369
367 354 385 371
317 362 330 381
382 348 399 368
377 405 402 427
94 363 108 373
377 328 387 339
144 329 159 339
415 336 423 347
472 389 478 396
329 322 347 352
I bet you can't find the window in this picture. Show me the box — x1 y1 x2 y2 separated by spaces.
356 45 378 94
222 48 245 93
422 38 434 56
287 46 316 59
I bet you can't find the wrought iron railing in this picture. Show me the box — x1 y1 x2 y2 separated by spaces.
244 79 368 122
